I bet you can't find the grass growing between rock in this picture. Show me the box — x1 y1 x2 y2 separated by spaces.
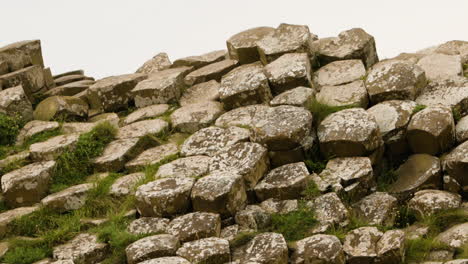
307 98 358 125
50 122 117 193
412 104 426 114
262 202 318 242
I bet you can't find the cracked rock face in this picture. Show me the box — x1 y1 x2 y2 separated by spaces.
53 233 108 264
316 80 369 108
93 138 144 172
125 234 180 264
125 143 179 172
308 192 349 233
254 162 310 201
300 234 346 264
127 217 170 235
408 189 461 218
0 85 33 121
251 105 313 151
191 170 247 217
226 26 275 64
131 67 191 107
176 237 230 264
209 142 269 189
1 160 55 207
219 62 272 110
365 60 427 103
318 108 382 157
179 80 220 106
167 212 221 243
87 73 147 112
41 183 93 212
30 133 80 161
314 59 366 87
352 192 398 226
170 101 224 133
181 126 250 157
270 86 315 107
407 105 455 155
135 177 195 217
116 118 169 139
184 59 238 86
123 104 169 125
312 28 379 68
232 232 288 264
156 156 211 179
257 23 312 65
343 226 383 264
264 52 313 95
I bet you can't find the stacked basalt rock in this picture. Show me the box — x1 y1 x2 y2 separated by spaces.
0 23 467 264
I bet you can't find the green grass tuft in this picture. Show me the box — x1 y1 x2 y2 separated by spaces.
453 108 462 122
405 237 451 263
263 203 318 241
50 122 117 193
229 231 259 249
0 113 24 148
301 181 321 200
412 104 426 114
307 98 358 125
2 239 51 264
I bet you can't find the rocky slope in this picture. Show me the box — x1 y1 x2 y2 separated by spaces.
0 23 467 264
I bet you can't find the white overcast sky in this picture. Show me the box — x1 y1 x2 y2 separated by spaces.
1 0 467 79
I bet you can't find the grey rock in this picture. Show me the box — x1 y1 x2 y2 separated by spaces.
125 234 180 264
209 142 269 189
376 230 405 264
123 104 169 125
254 162 310 201
417 53 463 81
308 192 349 233
456 115 468 143
311 28 378 68
270 86 315 107
109 172 145 197
116 119 168 139
343 226 383 264
302 234 345 264
0 85 33 121
138 257 190 264
135 177 194 217
1 161 55 207
184 59 238 86
365 60 426 103
232 232 288 264
127 217 170 235
167 212 221 242
125 143 179 172
257 23 312 65
408 190 461 218
318 108 382 157
34 96 88 121
136 52 172 74
407 105 455 155
170 101 224 133
314 59 366 87
226 27 275 64
53 233 107 264
0 205 39 238
416 80 468 115
87 73 147 112
93 138 147 172
132 67 191 107
442 140 468 188
41 183 93 212
54 74 93 87
352 192 398 226
218 62 272 110
214 104 270 128
316 80 368 108
156 156 210 179
15 120 60 146
264 53 312 95
173 50 226 69
0 65 45 99
235 205 271 230
191 170 247 217
181 126 250 157
30 134 80 161
435 222 468 249
260 198 298 215
179 80 220 106
176 237 230 264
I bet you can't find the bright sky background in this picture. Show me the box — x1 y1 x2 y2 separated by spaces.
1 0 467 79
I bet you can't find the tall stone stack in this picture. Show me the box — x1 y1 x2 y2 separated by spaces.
0 24 467 264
